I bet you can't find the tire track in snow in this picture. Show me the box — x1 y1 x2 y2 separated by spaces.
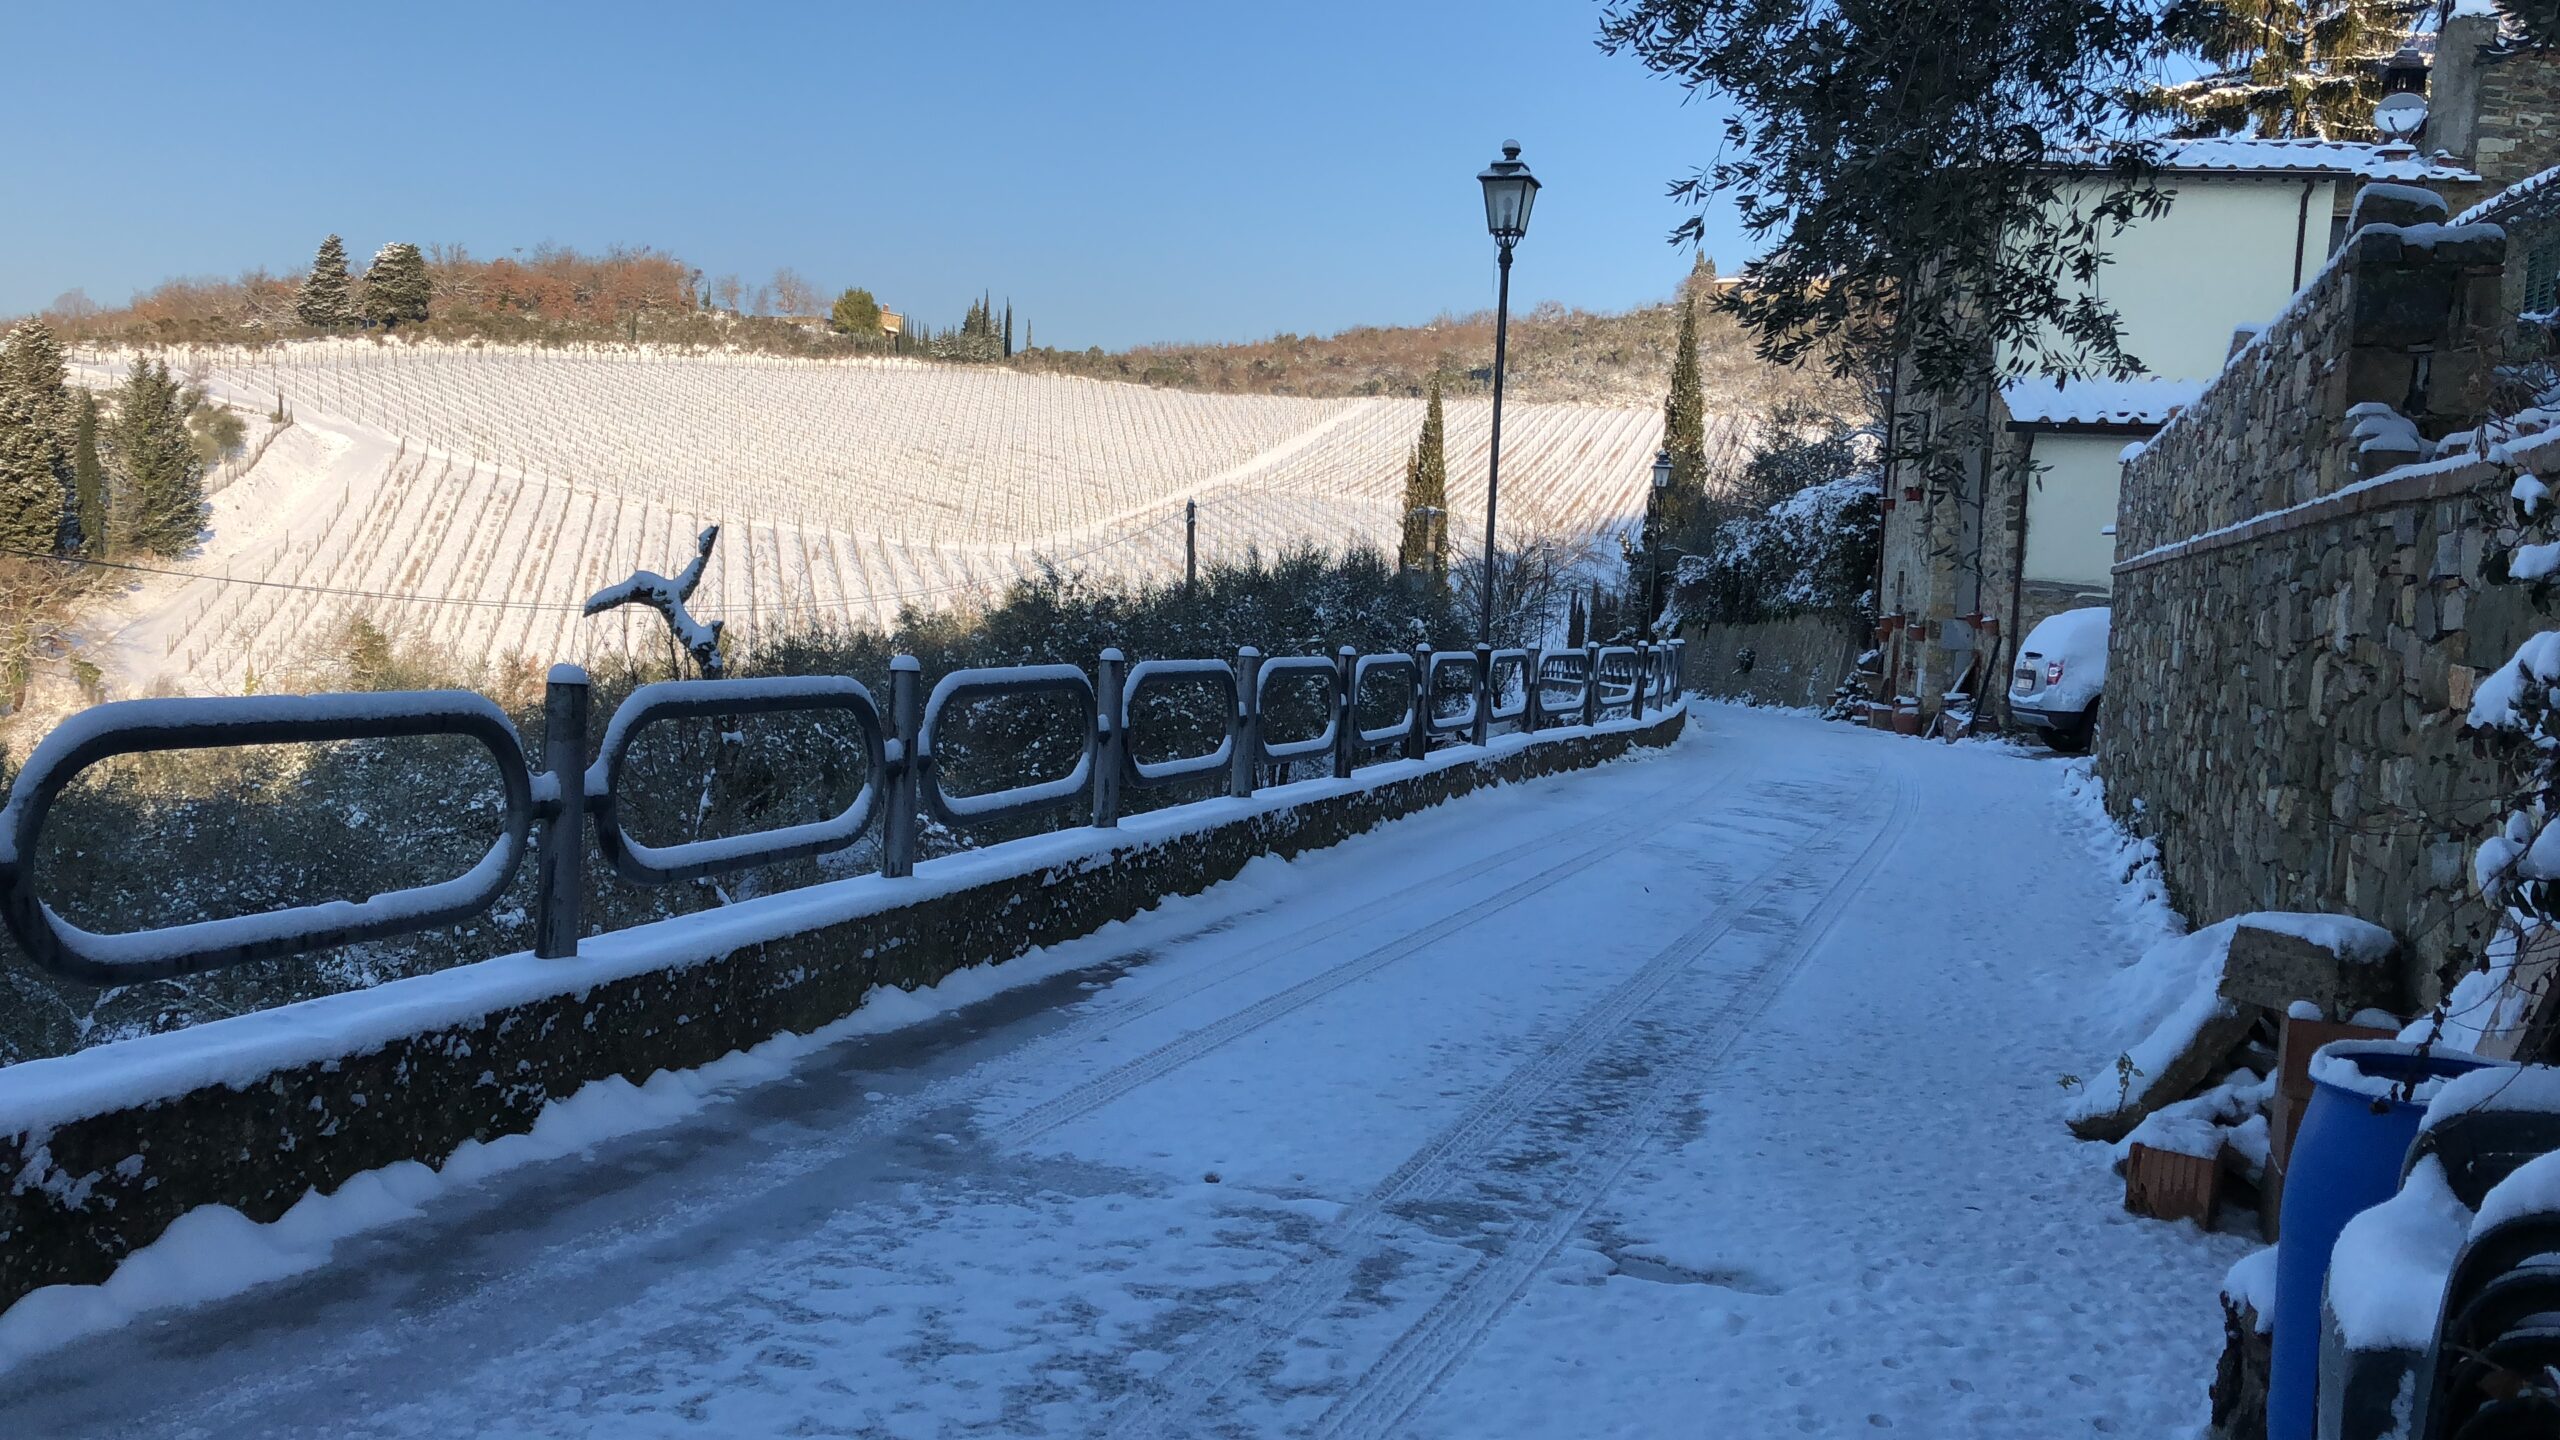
1099 763 1908 1440
981 755 1752 1149
1307 768 1922 1440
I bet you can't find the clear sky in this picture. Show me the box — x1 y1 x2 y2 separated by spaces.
0 2 1746 351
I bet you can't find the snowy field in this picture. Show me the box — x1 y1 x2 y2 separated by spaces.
69 344 1708 695
0 704 2247 1437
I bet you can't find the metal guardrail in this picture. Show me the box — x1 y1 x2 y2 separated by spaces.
0 639 1684 981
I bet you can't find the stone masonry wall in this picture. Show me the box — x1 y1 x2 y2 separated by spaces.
2104 199 2513 1006
1677 614 1867 709
2116 220 2506 557
2106 464 2527 1007
2474 44 2560 192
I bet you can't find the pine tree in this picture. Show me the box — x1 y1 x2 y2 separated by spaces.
297 234 357 331
2142 0 2427 138
1660 294 1709 536
72 391 105 555
1399 378 1450 577
0 321 71 555
360 242 433 329
106 358 204 555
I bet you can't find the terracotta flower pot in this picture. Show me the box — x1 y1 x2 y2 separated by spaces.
1866 702 1895 731
1891 706 1923 736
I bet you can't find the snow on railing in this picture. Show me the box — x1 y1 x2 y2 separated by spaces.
0 639 1686 981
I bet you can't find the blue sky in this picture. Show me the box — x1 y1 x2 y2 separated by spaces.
0 2 1746 350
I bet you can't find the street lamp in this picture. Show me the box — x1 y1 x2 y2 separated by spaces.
1475 140 1539 645
1646 449 1672 640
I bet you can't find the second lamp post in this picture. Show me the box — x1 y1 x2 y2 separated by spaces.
1475 141 1539 645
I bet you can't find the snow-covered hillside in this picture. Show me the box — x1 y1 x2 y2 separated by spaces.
70 344 1717 695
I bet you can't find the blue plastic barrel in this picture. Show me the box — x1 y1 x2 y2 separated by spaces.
2268 1040 2496 1440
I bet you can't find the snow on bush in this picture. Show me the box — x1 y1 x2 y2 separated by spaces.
1672 469 1881 624
2427 467 2560 1052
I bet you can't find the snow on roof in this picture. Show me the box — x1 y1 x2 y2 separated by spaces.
2152 137 2479 181
2453 160 2560 227
2054 138 2479 183
2001 376 2207 427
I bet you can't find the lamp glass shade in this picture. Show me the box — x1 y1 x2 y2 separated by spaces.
1652 451 1674 490
1478 143 1540 240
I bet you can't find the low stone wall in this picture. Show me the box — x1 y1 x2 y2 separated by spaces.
1677 614 1865 709
0 710 1682 1312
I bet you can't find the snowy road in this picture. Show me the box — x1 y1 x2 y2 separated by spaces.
0 704 2245 1437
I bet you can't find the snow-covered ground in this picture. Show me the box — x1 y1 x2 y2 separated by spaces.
0 704 2248 1437
64 345 1718 696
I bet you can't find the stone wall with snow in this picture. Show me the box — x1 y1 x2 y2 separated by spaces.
1675 614 1866 710
2116 214 2507 560
2105 205 2524 1006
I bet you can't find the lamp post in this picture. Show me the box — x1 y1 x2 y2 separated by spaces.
1645 449 1672 641
1475 140 1539 645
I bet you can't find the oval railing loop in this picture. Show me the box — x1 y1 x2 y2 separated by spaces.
0 692 534 984
920 664 1097 827
586 676 886 885
1120 658 1236 788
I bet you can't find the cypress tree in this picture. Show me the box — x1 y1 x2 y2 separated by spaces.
1003 301 1014 358
1399 377 1450 577
107 358 204 555
298 234 357 331
1660 294 1708 536
72 390 105 555
361 242 433 329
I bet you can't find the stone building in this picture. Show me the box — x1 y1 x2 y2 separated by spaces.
1873 139 2482 725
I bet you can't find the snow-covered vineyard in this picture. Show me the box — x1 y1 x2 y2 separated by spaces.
73 344 1707 693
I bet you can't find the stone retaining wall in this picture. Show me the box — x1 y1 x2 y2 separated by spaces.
2106 460 2530 1004
1677 614 1866 710
2104 199 2518 1006
0 710 1682 1313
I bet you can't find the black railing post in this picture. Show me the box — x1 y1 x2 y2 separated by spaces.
1408 643 1432 760
883 654 921 877
535 663 589 959
1332 645 1356 780
1523 645 1542 733
1635 643 1652 720
1583 643 1602 728
1094 647 1126 828
1231 645 1262 799
1471 643 1492 747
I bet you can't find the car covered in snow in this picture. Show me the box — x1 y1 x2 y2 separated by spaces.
2009 607 2108 752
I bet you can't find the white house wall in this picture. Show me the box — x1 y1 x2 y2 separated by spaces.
2010 175 2338 382
2022 432 2128 591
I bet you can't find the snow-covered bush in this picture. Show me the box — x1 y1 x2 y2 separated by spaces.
2434 470 2560 1058
1671 455 1881 627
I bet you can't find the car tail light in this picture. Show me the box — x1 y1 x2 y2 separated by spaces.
2046 659 2065 687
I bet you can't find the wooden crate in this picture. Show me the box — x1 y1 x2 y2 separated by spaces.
2275 1016 2394 1103
2126 1141 2225 1224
